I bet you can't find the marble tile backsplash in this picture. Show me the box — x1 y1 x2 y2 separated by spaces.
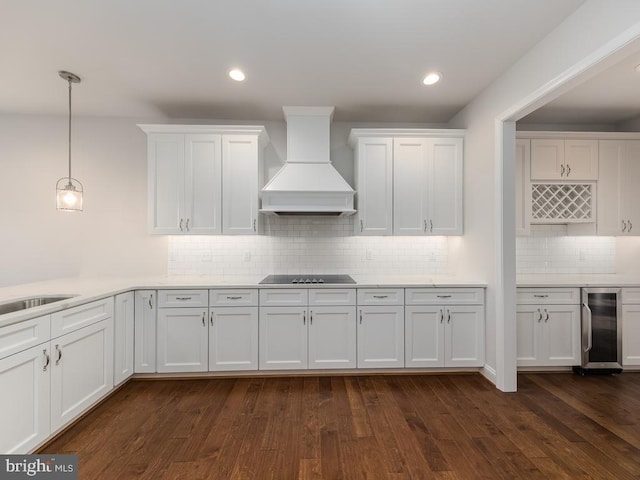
516 225 616 274
168 216 450 276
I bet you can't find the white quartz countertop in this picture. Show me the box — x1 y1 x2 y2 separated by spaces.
0 275 488 328
517 274 640 288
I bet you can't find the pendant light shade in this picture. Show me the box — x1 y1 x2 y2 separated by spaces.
56 70 83 212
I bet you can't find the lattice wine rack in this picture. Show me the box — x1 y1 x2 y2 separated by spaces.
531 183 595 223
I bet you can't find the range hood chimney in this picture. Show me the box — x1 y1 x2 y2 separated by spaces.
260 106 355 216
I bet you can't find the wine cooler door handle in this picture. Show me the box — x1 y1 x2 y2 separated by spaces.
582 302 593 353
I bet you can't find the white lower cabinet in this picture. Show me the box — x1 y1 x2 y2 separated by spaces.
516 304 580 367
134 290 157 373
157 307 208 373
405 291 485 368
357 305 405 368
622 288 640 366
0 343 50 454
209 307 259 371
308 306 357 369
50 317 114 432
114 292 135 385
259 306 308 370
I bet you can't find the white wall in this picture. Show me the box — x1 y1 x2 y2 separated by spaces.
0 114 167 287
449 1 640 389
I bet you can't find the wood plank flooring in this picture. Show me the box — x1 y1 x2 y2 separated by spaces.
40 373 640 479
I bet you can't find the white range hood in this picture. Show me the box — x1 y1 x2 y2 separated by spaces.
260 106 355 216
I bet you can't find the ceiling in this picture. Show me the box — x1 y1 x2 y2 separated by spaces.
0 0 586 123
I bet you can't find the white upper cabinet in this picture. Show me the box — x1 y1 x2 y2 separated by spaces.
349 129 464 236
352 137 393 235
530 139 598 180
515 139 531 236
598 140 640 235
140 125 269 235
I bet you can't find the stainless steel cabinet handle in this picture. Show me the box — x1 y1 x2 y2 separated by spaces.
622 220 627 232
446 309 451 323
360 220 364 232
582 302 593 353
533 294 548 298
437 295 452 299
185 218 190 231
537 308 542 323
43 349 50 372
55 344 62 365
226 296 242 300
303 311 306 325
180 218 184 231
253 219 257 232
560 164 565 177
373 295 388 299
202 313 206 327
359 310 363 324
566 164 571 177
439 309 444 323
148 293 153 309
176 296 192 301
430 220 433 232
310 310 313 325
543 309 549 322
210 312 214 326
629 221 633 232
423 220 427 232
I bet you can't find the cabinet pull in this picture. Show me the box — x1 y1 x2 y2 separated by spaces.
439 309 444 324
437 295 452 298
566 164 571 177
148 293 153 309
226 296 242 300
253 219 257 232
202 313 206 327
210 312 214 326
629 221 633 232
186 218 190 231
55 344 62 365
446 309 451 323
303 311 306 325
43 349 50 372
360 220 364 232
180 218 184 232
310 310 313 325
622 220 627 232
536 308 542 323
533 294 549 298
560 164 565 177
430 219 433 232
423 220 427 232
359 310 363 324
373 295 388 299
543 309 549 322
176 296 192 301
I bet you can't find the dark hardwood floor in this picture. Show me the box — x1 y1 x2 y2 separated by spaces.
40 373 640 479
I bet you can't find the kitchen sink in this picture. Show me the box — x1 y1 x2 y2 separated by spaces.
0 295 77 316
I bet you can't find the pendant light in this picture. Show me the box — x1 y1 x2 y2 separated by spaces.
56 71 83 211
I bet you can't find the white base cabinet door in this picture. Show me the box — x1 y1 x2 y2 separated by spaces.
622 305 640 366
50 318 114 433
157 307 208 373
0 345 50 454
357 306 404 368
259 307 308 370
134 290 157 373
445 306 485 367
209 307 258 371
308 306 356 369
405 306 444 367
516 305 580 367
114 292 134 386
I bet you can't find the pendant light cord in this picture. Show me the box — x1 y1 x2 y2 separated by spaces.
68 78 72 181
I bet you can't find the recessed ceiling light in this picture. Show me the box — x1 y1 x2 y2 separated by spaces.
229 69 246 82
422 72 442 86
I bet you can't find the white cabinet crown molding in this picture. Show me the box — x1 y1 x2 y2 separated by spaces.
138 124 270 146
517 131 640 140
348 128 466 146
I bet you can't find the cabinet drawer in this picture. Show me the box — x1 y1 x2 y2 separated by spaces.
259 289 308 306
309 289 356 306
357 288 404 306
210 289 258 307
622 288 640 305
0 315 50 360
516 288 580 305
405 288 484 305
51 298 114 338
157 290 208 308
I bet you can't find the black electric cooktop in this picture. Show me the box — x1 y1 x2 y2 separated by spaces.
259 274 356 285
